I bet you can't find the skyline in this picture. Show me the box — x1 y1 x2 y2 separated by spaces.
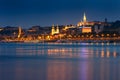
0 0 120 28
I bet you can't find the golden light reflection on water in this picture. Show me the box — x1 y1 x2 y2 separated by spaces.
101 42 104 45
46 61 74 80
101 49 104 58
113 51 117 58
98 48 118 58
13 44 119 58
106 48 110 58
48 48 72 55
47 47 92 58
0 43 120 80
107 42 110 45
0 43 119 59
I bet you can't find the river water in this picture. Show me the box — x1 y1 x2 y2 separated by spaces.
0 43 120 80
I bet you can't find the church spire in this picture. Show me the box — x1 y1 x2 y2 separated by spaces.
83 12 87 22
18 26 22 38
56 24 59 33
51 24 55 35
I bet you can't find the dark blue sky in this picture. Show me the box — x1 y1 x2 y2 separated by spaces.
0 0 120 28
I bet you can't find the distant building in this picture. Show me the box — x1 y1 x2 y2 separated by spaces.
4 26 18 31
77 13 92 33
77 13 94 27
1 26 18 36
63 25 76 30
28 26 41 32
82 26 92 33
0 28 3 31
51 24 59 35
103 20 120 33
94 24 104 33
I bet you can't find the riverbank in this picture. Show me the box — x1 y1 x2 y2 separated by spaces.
1 35 120 43
0 39 120 43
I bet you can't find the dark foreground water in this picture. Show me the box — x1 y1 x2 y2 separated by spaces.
0 43 120 80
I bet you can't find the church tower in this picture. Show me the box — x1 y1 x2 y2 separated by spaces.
51 24 59 35
77 12 88 26
51 24 55 35
56 24 59 33
83 12 87 22
18 26 22 38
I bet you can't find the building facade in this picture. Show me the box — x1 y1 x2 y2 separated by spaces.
51 24 59 35
77 13 92 33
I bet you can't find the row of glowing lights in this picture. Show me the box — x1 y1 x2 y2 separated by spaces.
15 47 118 58
37 33 117 39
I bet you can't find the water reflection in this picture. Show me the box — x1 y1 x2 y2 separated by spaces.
46 61 74 80
94 47 119 58
0 58 120 80
0 43 119 58
16 45 120 58
0 43 120 80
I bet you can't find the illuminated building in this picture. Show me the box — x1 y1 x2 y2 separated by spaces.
77 13 94 26
0 28 3 31
77 13 92 33
63 25 76 31
51 24 59 35
27 26 41 32
94 24 104 33
82 27 92 33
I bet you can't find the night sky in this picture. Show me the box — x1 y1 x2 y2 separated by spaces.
0 0 120 28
